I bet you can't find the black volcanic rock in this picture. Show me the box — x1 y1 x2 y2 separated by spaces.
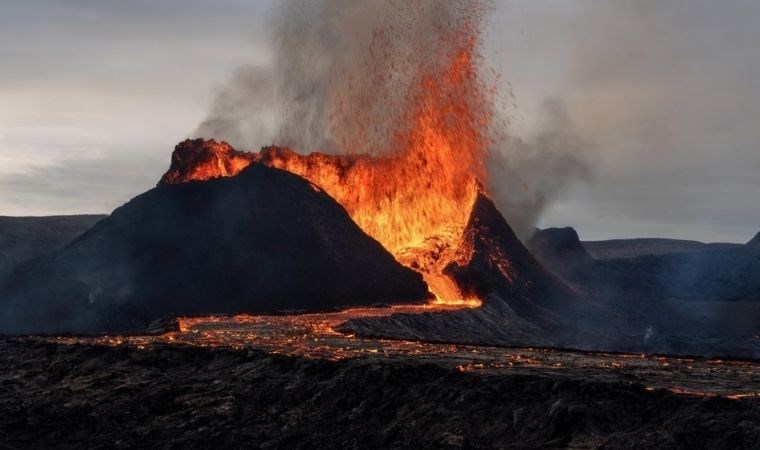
3 339 758 449
0 164 429 333
526 227 594 280
341 193 593 347
528 227 593 263
445 194 580 319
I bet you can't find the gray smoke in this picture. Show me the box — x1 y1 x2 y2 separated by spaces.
195 65 278 151
196 0 487 155
195 0 592 236
488 98 593 239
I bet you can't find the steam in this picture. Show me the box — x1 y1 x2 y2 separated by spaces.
195 0 591 236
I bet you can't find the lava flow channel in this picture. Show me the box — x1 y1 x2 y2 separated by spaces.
51 311 760 400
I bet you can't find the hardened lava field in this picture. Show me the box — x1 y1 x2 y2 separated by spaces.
50 307 759 400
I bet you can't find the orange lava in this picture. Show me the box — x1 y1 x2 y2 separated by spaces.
161 13 495 307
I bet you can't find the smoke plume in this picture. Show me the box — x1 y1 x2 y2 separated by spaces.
197 0 491 154
488 98 593 239
195 0 591 236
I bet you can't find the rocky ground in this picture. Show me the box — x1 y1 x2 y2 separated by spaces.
1 338 758 449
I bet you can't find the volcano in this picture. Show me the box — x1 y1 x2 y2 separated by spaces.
0 137 580 338
162 139 485 306
0 163 429 333
338 191 589 347
159 139 585 345
158 143 757 356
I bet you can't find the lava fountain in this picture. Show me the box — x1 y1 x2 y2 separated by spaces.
161 3 497 306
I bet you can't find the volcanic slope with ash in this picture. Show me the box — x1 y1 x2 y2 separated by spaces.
340 192 597 348
0 164 429 334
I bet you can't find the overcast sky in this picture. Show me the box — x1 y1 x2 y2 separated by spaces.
1 1 759 242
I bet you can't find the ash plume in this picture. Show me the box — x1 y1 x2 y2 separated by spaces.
195 66 278 151
196 0 492 156
195 0 592 236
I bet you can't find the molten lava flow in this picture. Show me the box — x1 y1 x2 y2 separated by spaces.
160 139 255 185
161 14 494 307
52 314 760 400
249 147 484 307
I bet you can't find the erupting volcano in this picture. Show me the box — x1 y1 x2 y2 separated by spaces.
161 17 495 307
2 1 759 448
161 140 483 307
2 0 577 336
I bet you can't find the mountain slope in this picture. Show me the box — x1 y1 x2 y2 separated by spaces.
340 192 592 347
528 228 593 264
0 215 106 278
1 164 429 333
747 232 760 248
526 227 595 281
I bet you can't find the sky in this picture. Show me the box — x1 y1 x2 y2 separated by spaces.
1 0 759 243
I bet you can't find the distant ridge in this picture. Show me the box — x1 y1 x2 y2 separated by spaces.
582 238 740 260
527 227 593 267
0 215 106 278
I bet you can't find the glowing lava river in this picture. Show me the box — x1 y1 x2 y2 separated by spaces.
49 306 760 400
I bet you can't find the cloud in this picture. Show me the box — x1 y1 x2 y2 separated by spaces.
0 1 273 215
0 150 166 215
489 0 760 241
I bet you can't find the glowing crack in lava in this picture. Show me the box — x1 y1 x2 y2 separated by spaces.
52 313 760 400
161 12 495 306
